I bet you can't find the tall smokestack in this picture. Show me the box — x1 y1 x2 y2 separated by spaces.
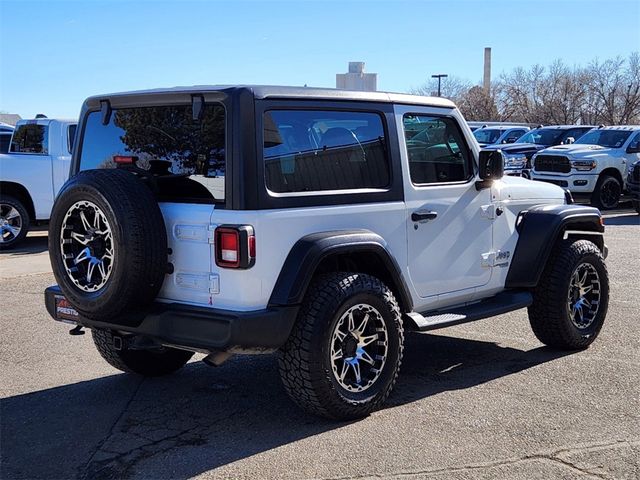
483 47 492 93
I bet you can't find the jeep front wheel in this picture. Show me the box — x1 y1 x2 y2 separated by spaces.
92 329 194 376
278 272 404 420
528 239 609 349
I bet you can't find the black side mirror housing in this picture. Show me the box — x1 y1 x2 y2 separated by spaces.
476 150 504 190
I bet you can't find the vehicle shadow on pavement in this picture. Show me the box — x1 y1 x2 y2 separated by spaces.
0 333 573 480
0 234 48 256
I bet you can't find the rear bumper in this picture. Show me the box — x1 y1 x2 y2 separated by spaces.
44 285 299 353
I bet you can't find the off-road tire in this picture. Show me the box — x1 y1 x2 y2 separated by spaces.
49 169 167 322
591 174 621 210
528 239 609 349
633 199 640 214
92 329 193 376
278 272 404 420
0 195 30 250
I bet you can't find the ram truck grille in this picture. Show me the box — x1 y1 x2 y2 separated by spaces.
534 155 571 173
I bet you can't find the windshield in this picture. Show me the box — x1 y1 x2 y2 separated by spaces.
575 130 633 148
79 104 226 203
473 128 504 144
515 128 565 146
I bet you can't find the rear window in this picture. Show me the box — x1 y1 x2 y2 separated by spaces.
575 129 632 148
79 104 226 203
9 124 48 154
263 110 389 194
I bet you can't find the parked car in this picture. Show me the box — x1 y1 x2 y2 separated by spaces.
531 126 640 209
0 118 77 248
0 123 14 154
473 125 530 147
626 159 640 213
44 86 609 420
484 125 595 177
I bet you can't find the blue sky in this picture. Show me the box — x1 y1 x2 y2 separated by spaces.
1 0 639 119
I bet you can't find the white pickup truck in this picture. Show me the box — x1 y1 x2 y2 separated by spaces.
0 118 77 248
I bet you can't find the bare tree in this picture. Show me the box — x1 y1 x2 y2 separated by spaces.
458 86 499 121
587 53 640 124
410 53 640 125
410 76 471 104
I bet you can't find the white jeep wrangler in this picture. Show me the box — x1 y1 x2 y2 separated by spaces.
45 86 610 420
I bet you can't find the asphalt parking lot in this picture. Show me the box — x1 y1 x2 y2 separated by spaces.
1 210 639 480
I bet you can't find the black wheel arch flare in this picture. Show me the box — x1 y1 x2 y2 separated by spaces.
505 204 605 289
268 230 414 312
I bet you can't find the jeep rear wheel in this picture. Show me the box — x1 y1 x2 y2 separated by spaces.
278 273 404 420
49 169 167 322
0 195 29 249
591 174 621 210
92 329 193 376
528 239 609 349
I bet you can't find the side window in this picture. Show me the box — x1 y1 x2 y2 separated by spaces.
67 124 77 153
263 110 389 193
565 128 588 143
0 133 11 154
9 124 48 154
626 132 640 150
403 115 472 184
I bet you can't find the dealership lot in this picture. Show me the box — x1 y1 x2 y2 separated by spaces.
1 211 638 480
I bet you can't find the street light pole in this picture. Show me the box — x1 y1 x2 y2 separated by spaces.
431 73 448 97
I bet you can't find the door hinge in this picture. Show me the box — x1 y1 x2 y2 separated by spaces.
481 251 496 267
480 204 496 220
207 225 216 244
209 274 220 294
481 250 511 268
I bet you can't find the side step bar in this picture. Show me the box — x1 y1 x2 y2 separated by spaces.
405 291 533 332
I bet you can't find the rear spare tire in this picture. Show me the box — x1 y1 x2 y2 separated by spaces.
49 169 167 321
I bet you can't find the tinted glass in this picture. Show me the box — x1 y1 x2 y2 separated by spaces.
473 128 504 144
79 104 225 202
67 124 77 153
516 128 566 145
403 115 472 184
574 129 632 148
10 124 48 154
0 133 11 153
264 110 389 193
627 132 640 150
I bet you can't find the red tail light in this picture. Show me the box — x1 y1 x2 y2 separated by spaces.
215 226 255 269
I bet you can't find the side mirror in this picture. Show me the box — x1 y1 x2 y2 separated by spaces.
477 150 504 189
564 137 575 145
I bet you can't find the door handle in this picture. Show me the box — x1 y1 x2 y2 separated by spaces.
411 210 438 222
